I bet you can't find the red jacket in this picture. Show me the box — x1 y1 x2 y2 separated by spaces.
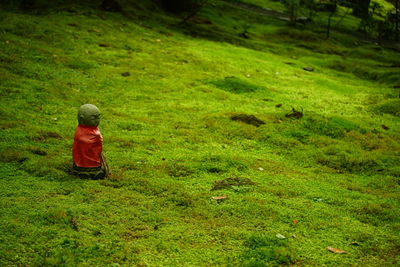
73 125 103 168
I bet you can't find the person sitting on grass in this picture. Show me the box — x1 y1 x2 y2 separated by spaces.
72 104 109 179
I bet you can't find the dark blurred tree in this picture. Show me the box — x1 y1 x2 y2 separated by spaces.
160 0 206 13
157 0 211 25
358 2 381 34
16 0 70 10
100 0 121 12
300 0 317 20
350 0 372 19
1 0 103 10
282 0 300 25
387 0 399 40
324 0 337 38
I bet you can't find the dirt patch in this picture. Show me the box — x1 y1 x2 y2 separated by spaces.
0 150 28 163
31 149 47 156
285 108 303 119
33 131 63 142
212 177 256 191
231 113 265 127
167 163 194 177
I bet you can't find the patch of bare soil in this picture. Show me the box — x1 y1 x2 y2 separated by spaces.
231 114 266 127
212 177 256 191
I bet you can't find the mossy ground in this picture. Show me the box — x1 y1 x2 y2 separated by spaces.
0 0 399 266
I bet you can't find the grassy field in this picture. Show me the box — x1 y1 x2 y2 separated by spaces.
0 0 399 266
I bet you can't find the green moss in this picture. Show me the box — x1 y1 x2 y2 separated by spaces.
303 114 365 139
375 99 400 117
0 1 399 266
241 234 296 266
328 60 400 85
315 144 382 173
209 76 266 94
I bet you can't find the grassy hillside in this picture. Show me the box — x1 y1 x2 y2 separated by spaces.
0 1 399 266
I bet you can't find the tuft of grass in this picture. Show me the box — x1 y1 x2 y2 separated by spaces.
209 76 267 94
303 114 366 139
240 233 296 266
315 144 381 173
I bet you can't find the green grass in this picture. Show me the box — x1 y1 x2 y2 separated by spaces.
0 1 399 266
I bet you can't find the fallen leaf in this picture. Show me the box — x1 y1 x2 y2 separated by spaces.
276 233 286 239
293 219 299 224
327 247 347 254
212 196 228 200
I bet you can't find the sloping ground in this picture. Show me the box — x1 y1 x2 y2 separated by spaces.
0 2 399 266
224 0 287 18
